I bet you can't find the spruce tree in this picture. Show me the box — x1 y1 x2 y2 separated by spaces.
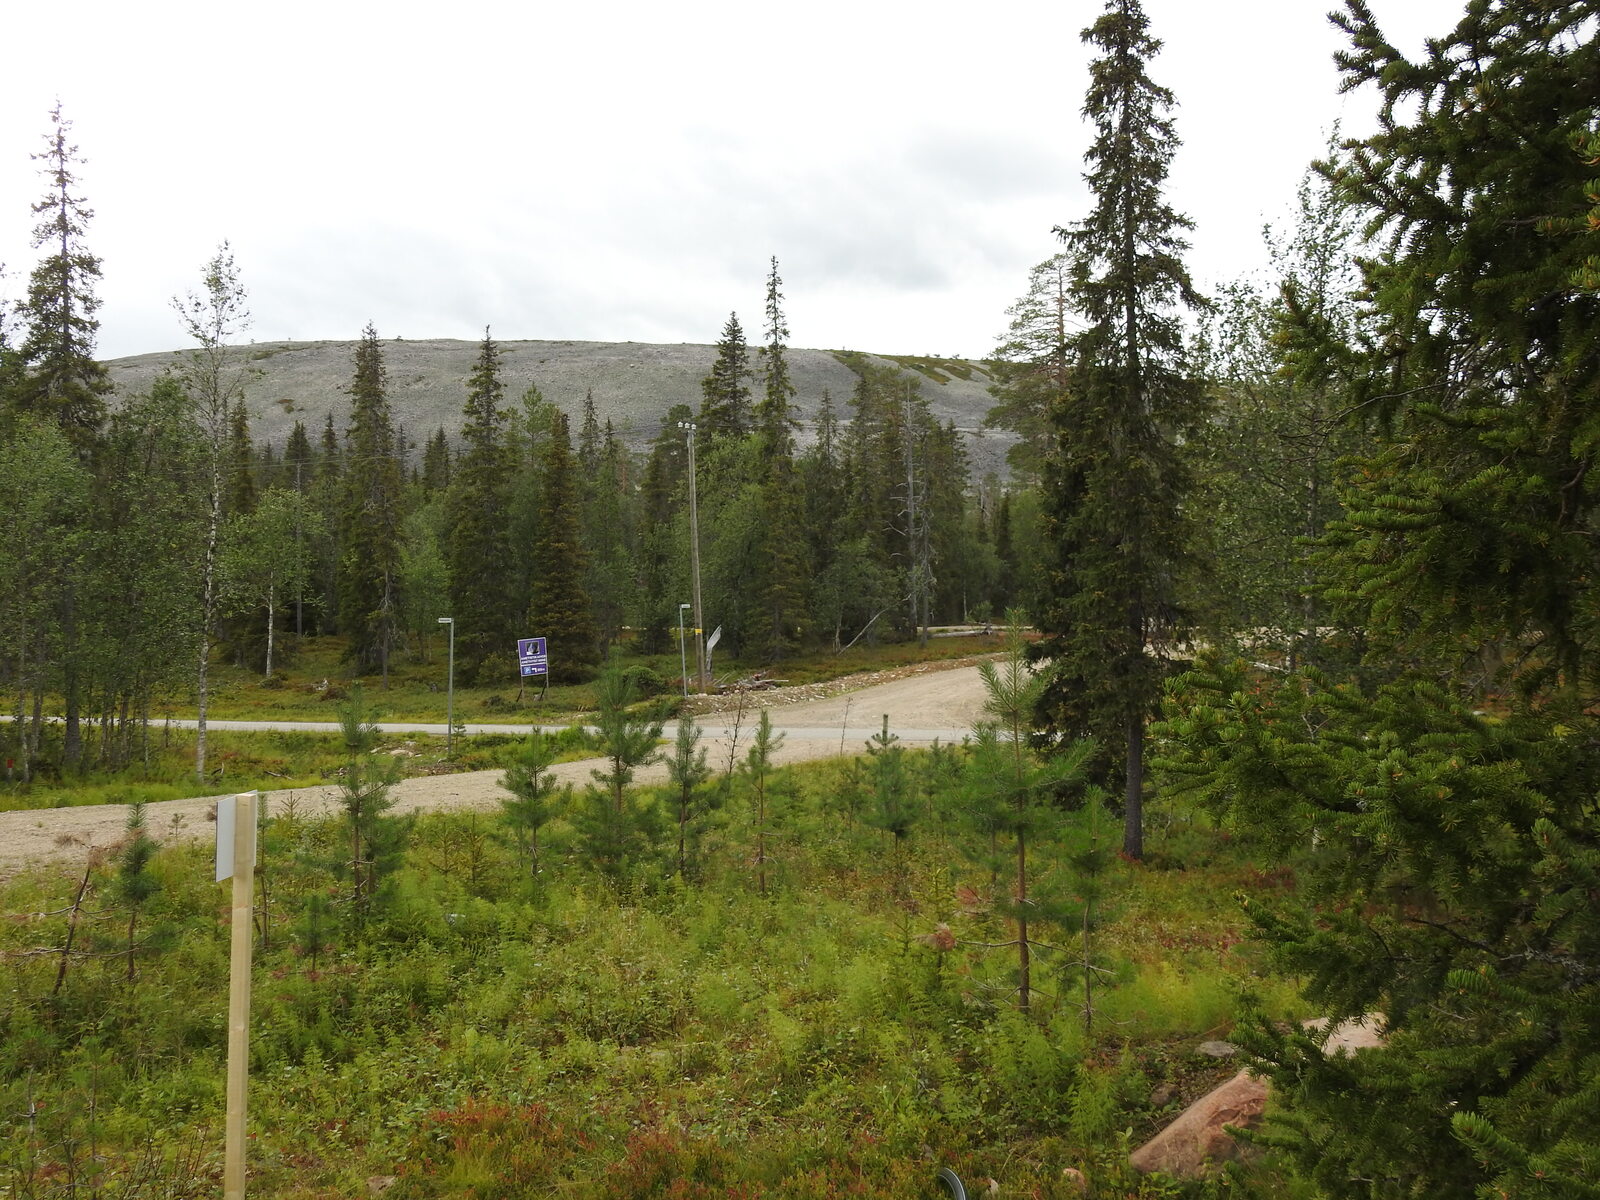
284 420 314 492
1161 3 1600 1195
755 257 798 461
13 103 109 451
581 420 632 653
445 328 517 681
635 405 691 655
750 257 808 656
337 325 406 680
698 313 752 443
420 427 451 493
309 412 342 635
226 400 256 516
527 412 598 681
577 389 603 473
1031 0 1206 859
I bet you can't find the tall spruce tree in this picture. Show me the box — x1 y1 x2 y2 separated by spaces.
1031 0 1206 859
445 329 517 681
527 411 598 682
751 257 807 657
1160 4 1600 1196
283 418 315 638
309 412 343 635
337 325 405 681
14 103 109 451
226 400 257 516
584 426 632 652
755 257 798 461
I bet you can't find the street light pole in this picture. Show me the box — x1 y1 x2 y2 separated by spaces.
437 617 455 758
678 603 691 698
677 420 707 693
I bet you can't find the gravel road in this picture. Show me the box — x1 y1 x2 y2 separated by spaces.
0 663 990 883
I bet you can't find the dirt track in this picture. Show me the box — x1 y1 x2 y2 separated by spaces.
0 663 990 883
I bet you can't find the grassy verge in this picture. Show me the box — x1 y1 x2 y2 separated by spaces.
191 634 993 722
0 725 600 813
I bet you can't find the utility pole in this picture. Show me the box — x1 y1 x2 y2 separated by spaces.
678 420 707 693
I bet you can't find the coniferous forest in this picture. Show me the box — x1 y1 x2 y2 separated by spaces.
2 1 1598 1197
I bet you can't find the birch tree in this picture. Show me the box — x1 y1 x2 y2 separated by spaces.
172 243 251 782
222 487 324 681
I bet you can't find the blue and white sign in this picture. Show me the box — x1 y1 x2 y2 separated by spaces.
517 637 548 677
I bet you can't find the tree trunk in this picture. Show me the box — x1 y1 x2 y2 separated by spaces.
197 467 222 784
264 581 276 681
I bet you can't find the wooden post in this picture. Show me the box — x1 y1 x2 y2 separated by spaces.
223 791 257 1200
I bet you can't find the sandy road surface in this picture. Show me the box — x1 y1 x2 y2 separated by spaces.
0 663 989 883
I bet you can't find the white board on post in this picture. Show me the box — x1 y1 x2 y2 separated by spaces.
215 793 258 882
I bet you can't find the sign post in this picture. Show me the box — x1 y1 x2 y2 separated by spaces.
517 637 549 701
217 791 259 1200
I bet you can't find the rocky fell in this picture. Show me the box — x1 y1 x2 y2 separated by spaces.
103 339 1016 478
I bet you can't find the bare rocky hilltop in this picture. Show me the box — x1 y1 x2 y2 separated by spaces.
103 338 1016 478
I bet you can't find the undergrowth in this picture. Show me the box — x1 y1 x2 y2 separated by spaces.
0 747 1306 1198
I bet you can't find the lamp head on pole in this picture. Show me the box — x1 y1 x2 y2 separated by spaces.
438 616 452 625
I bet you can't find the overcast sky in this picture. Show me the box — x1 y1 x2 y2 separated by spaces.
1 0 1467 364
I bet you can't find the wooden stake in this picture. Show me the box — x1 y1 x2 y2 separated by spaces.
224 791 257 1200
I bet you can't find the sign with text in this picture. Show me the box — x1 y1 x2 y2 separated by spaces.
517 636 548 677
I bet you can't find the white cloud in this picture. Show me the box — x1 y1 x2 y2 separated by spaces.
0 0 1470 362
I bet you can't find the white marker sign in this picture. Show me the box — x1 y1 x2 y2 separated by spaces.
215 793 259 882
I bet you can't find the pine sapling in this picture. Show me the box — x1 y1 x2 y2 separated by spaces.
666 714 714 878
501 729 563 878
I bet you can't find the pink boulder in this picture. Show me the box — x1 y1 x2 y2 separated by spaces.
1128 1069 1269 1177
